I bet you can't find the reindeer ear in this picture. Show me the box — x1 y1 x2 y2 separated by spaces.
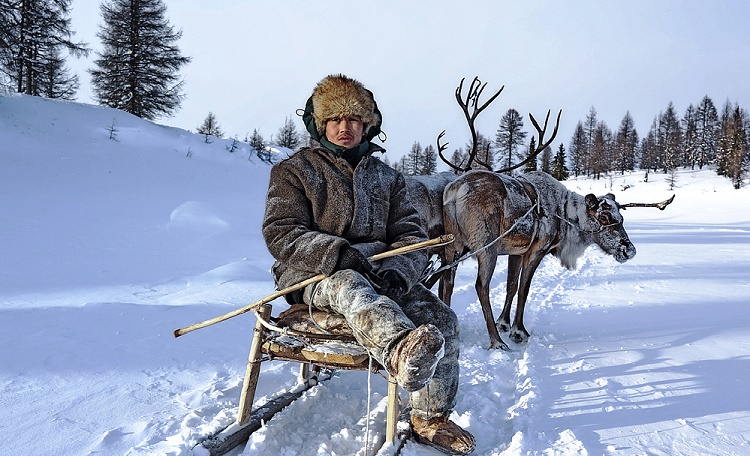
585 194 599 210
604 193 617 202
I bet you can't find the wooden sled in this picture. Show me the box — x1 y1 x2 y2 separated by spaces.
199 302 409 455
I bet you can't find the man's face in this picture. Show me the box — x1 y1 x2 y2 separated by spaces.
325 115 364 148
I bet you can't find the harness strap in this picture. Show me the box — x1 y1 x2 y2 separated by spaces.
425 198 540 278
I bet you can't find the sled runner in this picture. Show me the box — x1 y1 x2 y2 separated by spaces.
197 302 410 455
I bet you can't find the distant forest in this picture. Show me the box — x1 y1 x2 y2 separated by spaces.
392 98 749 190
2 1 747 188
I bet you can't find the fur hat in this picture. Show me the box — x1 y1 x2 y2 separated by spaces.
311 74 381 137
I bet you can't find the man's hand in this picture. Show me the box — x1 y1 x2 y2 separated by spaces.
377 270 406 302
336 246 373 276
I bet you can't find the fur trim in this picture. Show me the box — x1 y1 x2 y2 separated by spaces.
311 74 380 135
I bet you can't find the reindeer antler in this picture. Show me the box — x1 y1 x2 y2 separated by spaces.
439 77 504 173
619 194 675 210
492 109 562 174
438 76 562 175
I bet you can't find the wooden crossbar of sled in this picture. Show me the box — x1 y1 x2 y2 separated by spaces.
199 303 409 455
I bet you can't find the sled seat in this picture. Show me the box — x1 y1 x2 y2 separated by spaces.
237 303 403 444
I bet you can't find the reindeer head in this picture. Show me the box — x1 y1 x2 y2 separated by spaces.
584 193 637 263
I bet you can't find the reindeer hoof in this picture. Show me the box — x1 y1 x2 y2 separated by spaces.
488 338 511 351
509 328 530 344
498 321 511 333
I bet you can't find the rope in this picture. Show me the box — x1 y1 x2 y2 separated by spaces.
425 200 540 278
553 212 623 234
364 355 373 455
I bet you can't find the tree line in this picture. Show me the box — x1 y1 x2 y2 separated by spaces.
569 97 748 189
396 98 748 189
2 2 746 186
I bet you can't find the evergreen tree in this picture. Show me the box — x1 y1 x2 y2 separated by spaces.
551 143 570 180
716 100 733 176
682 104 699 169
540 145 552 174
695 95 719 169
723 105 749 189
660 102 683 172
583 106 598 176
196 112 223 142
449 147 467 174
406 141 423 175
523 137 538 172
248 128 270 162
90 0 190 120
640 117 660 172
568 121 586 177
715 99 747 185
39 46 79 99
0 0 89 98
590 121 611 180
275 116 300 149
421 144 438 175
495 108 527 173
614 112 638 174
466 133 494 170
395 155 408 173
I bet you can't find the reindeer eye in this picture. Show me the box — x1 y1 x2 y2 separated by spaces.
598 214 610 225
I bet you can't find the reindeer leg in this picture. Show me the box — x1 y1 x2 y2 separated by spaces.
498 255 521 333
440 249 457 306
509 253 545 343
476 250 509 350
422 271 442 290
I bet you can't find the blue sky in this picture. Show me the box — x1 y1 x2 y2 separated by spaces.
69 0 750 164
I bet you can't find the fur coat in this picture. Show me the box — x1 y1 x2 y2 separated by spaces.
262 144 428 293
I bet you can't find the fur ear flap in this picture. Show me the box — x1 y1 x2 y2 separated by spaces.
585 194 599 210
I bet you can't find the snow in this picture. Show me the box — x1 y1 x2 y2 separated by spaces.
2 93 749 455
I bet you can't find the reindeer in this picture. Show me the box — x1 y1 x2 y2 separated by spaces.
431 77 673 350
405 77 554 291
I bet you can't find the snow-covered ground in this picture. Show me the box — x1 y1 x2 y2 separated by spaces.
1 94 749 455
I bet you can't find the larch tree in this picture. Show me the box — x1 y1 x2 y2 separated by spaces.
614 112 638 174
640 117 659 173
196 112 223 142
715 100 748 186
523 136 538 173
0 0 89 98
406 141 423 175
421 144 438 175
275 116 300 149
583 106 598 176
551 143 570 181
590 121 611 180
248 128 271 162
659 102 683 172
568 121 586 177
90 0 190 120
539 144 552 174
682 104 699 169
495 108 527 173
695 95 719 169
449 147 467 174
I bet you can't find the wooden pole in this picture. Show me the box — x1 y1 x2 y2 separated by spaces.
237 304 271 425
386 374 399 443
173 234 453 338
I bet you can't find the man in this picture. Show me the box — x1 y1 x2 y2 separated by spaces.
262 74 475 455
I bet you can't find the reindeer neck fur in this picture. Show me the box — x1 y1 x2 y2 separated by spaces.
553 190 598 270
523 172 594 271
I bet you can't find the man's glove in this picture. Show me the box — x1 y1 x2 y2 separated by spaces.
336 246 373 276
377 270 407 302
